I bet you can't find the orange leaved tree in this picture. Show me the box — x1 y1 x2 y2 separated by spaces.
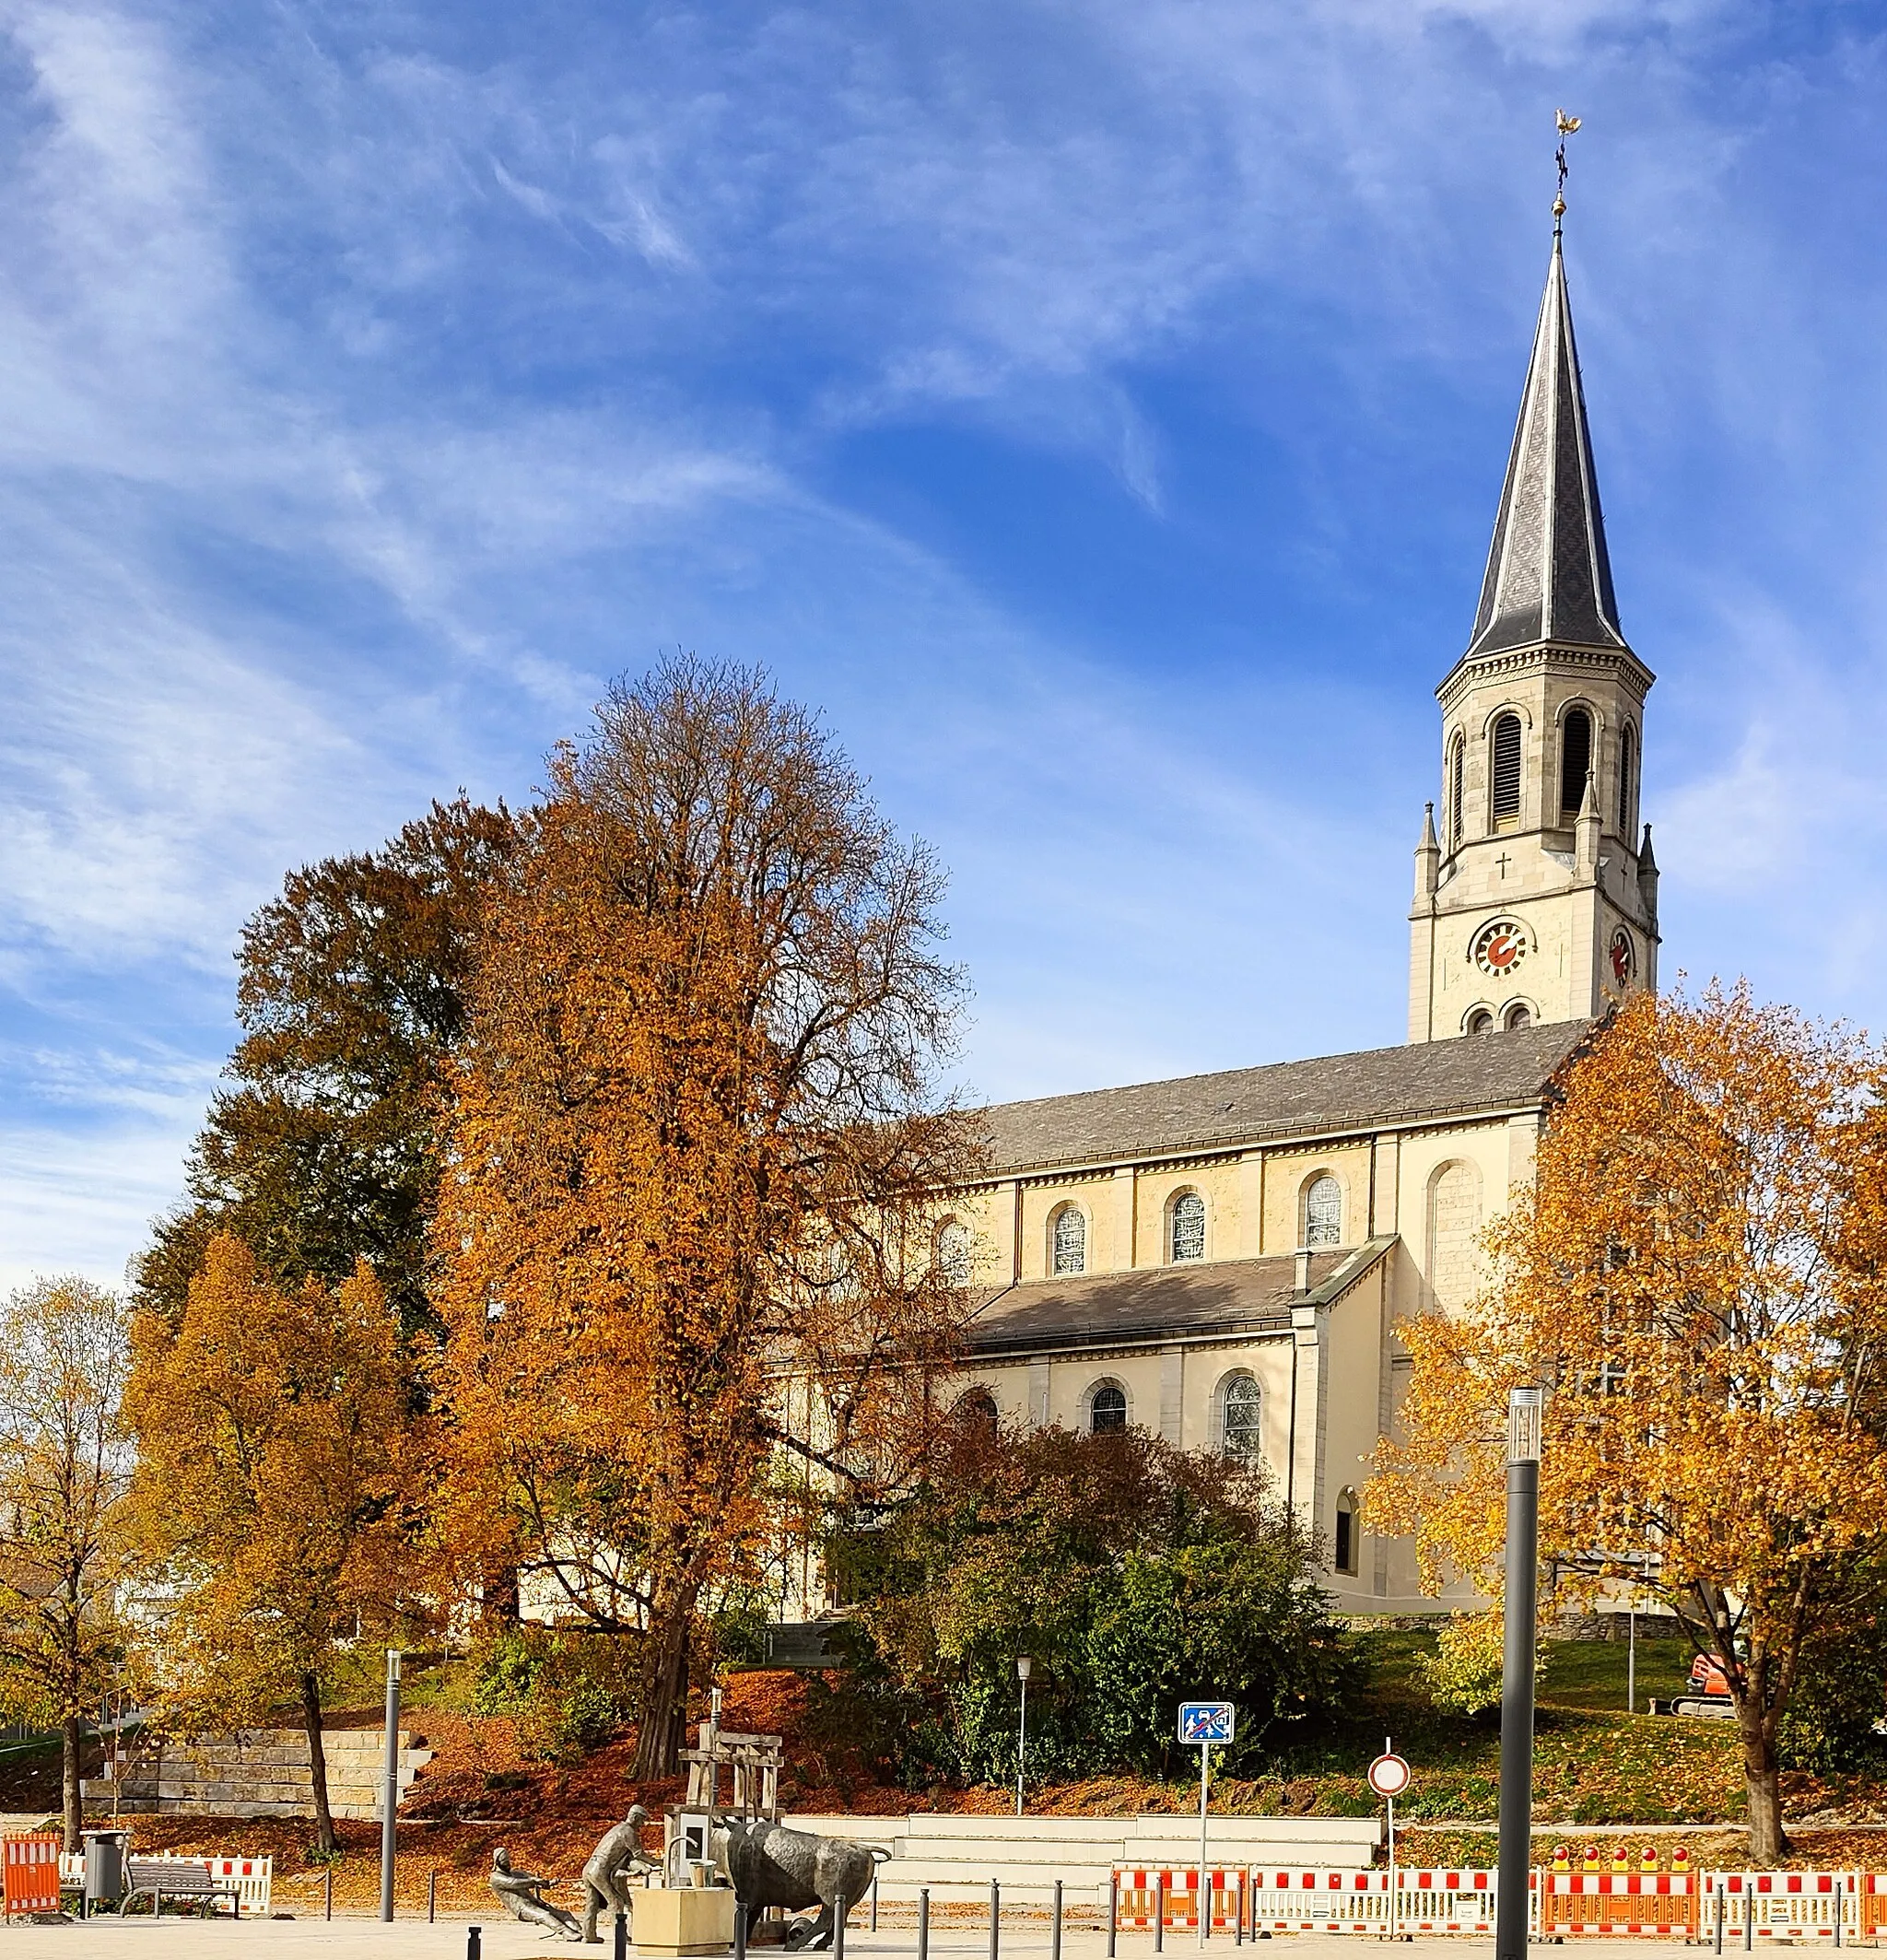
124 1234 431 1851
1370 984 1887 1861
433 657 985 1775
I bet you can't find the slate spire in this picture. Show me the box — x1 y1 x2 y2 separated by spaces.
1465 224 1626 659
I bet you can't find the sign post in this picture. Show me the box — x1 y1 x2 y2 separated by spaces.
1367 1743 1411 1942
1178 1702 1235 1948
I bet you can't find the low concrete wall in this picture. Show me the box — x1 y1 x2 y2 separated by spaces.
113 1728 433 1820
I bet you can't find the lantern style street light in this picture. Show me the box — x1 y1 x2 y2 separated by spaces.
1014 1657 1031 1817
1495 1388 1542 1960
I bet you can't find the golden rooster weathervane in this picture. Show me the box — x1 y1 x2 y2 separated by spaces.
1554 109 1582 228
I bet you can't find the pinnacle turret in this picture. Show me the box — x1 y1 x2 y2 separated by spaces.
1465 231 1626 660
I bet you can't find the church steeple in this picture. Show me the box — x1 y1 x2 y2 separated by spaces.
1407 180 1659 1045
1465 228 1626 661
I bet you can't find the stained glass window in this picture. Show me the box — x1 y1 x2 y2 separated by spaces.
1051 1206 1085 1276
1170 1192 1205 1262
1222 1375 1261 1458
1304 1175 1342 1248
937 1220 971 1286
1090 1383 1128 1433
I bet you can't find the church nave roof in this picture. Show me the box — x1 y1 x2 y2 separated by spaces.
980 1018 1593 1176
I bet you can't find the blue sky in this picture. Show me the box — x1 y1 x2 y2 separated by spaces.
6 0 1887 1289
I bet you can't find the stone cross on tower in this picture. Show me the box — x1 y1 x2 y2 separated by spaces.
1408 204 1659 1042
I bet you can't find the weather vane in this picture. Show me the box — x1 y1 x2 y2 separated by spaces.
1554 109 1581 228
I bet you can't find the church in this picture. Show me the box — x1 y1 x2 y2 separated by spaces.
938 215 1662 1615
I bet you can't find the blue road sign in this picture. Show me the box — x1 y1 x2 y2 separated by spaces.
1178 1700 1235 1744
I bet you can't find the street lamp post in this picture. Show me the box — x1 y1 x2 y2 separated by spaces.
1014 1658 1031 1817
1496 1389 1542 1960
380 1649 402 1923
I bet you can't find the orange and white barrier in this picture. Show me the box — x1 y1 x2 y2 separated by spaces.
1536 1869 1701 1937
3 1836 62 1919
1113 1867 1246 1933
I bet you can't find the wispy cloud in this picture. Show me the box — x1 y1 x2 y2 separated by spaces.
6 0 1887 1290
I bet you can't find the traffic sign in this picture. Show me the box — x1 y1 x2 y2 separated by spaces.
1367 1751 1411 1798
1178 1701 1235 1744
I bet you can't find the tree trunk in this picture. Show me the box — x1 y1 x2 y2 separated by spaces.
300 1672 338 1855
61 1715 82 1852
1740 1705 1789 1864
632 1583 699 1778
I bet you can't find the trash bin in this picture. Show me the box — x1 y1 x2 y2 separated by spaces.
82 1829 127 1907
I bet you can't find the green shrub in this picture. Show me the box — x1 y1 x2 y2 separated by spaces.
471 1625 641 1765
830 1423 1358 1788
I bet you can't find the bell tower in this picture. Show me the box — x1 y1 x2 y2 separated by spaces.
1408 211 1659 1042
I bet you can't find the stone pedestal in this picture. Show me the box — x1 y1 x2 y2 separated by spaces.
636 1885 735 1956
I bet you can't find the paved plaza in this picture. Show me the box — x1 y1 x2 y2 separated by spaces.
0 1924 1699 1960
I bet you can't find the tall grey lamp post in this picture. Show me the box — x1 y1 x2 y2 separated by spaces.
380 1649 402 1922
1495 1389 1542 1960
1014 1658 1031 1817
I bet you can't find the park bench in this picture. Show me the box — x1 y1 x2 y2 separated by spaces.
123 1856 243 1918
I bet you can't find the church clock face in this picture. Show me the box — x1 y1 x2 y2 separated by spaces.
1471 918 1530 978
1609 927 1635 986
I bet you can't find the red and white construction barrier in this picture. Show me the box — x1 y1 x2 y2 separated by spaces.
3 1836 61 1919
1114 1867 1246 1933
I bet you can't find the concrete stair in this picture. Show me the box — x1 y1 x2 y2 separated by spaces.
782 1813 1382 1907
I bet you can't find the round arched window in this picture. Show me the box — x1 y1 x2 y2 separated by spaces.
1089 1383 1128 1434
1222 1375 1261 1459
1466 1009 1494 1036
1170 1192 1205 1262
1504 1003 1532 1031
1050 1205 1086 1276
954 1388 999 1430
1303 1175 1342 1248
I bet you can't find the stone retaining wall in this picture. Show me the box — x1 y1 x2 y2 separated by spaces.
112 1728 433 1820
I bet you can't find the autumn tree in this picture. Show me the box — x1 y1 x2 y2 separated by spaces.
137 797 517 1331
124 1234 432 1851
1369 984 1887 1862
433 657 985 1775
0 1279 137 1849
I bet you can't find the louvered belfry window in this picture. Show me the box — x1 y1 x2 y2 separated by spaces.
1560 708 1592 817
1491 712 1523 824
1170 1192 1205 1262
1619 723 1636 833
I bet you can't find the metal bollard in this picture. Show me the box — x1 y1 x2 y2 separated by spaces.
1203 1870 1210 1945
1053 1878 1063 1960
1156 1873 1166 1954
616 1906 630 1960
990 1878 1001 1960
324 1866 334 1921
737 1902 749 1960
837 1887 849 1960
429 1869 438 1923
873 1875 880 1932
468 1930 483 1960
1745 1889 1755 1953
920 1886 931 1960
1108 1872 1119 1960
1236 1876 1244 1947
1716 1883 1726 1955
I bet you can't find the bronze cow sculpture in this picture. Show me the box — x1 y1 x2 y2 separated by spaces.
718 1817 889 1951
